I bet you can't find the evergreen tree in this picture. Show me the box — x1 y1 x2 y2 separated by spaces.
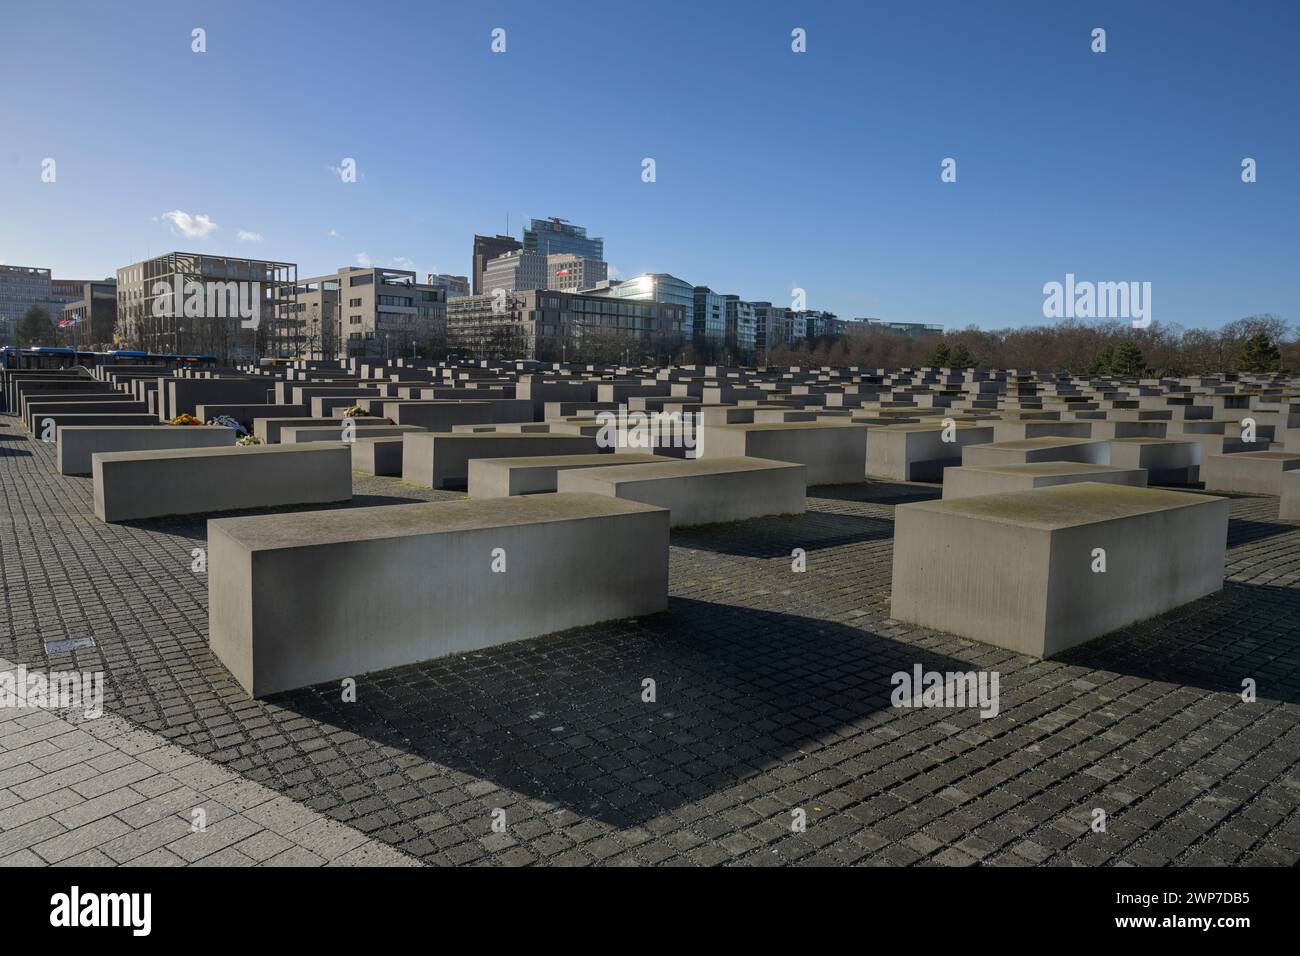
927 341 951 367
1086 345 1115 375
949 343 974 369
1232 332 1281 373
15 305 57 346
1110 340 1146 377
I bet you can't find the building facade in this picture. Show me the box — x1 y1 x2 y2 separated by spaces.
0 265 56 344
691 287 727 347
860 318 945 338
750 302 788 359
425 274 470 299
115 252 298 360
480 250 549 294
547 254 607 293
723 295 757 356
60 280 118 347
296 266 447 360
523 218 604 261
472 234 522 295
447 289 683 363
587 273 693 339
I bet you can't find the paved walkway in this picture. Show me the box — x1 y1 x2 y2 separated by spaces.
0 657 418 866
2 415 1300 865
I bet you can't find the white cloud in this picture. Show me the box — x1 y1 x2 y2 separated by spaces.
162 210 218 238
391 256 415 271
327 228 338 237
237 229 263 242
355 252 372 268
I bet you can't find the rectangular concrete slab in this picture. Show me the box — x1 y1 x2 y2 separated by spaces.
700 421 866 485
57 425 237 475
351 437 404 476
1107 437 1202 485
468 452 663 498
961 437 1110 467
93 443 352 522
557 456 807 527
866 422 995 481
402 432 599 489
207 492 669 697
891 482 1228 657
1202 451 1300 495
942 462 1148 499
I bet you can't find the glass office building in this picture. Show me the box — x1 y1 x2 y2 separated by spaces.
523 218 604 261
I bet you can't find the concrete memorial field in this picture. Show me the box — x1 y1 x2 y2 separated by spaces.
2 354 1298 869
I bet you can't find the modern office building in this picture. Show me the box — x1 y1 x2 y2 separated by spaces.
523 218 604 261
60 280 118 346
750 301 789 358
860 318 945 338
723 295 757 356
425 274 470 298
447 289 683 362
691 287 727 346
0 264 56 344
115 252 298 359
586 273 693 338
547 254 607 293
480 250 548 294
805 311 845 339
472 234 522 295
296 266 447 360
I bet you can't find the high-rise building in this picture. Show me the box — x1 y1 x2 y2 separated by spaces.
447 289 683 362
115 252 298 359
480 250 549 293
723 295 757 356
586 273 693 338
691 287 726 346
425 274 470 298
547 254 607 293
0 264 56 344
523 218 604 261
296 266 446 360
472 234 522 295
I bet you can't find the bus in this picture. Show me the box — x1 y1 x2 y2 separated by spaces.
0 347 219 371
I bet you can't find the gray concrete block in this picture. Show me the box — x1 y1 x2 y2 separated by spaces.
92 444 352 522
558 456 806 527
57 425 237 476
207 493 669 696
468 453 663 498
891 482 1228 657
941 462 1148 499
402 433 599 489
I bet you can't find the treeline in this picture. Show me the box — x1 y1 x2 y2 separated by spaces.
766 315 1296 376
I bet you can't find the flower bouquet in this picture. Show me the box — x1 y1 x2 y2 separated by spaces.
343 405 369 418
168 413 203 426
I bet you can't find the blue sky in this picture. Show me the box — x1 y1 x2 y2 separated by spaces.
1 0 1296 329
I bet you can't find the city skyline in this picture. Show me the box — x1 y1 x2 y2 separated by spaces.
2 0 1297 331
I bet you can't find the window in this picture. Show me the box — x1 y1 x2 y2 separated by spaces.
350 315 361 324
349 274 373 287
349 298 362 307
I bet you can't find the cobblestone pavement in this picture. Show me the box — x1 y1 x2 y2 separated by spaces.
2 416 1300 866
0 657 418 867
